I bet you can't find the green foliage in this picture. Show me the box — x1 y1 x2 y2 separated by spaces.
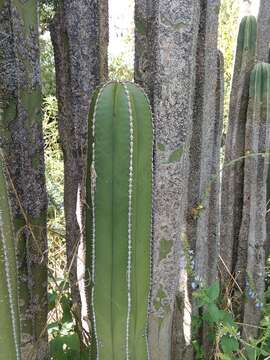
86 81 153 359
40 37 56 97
43 95 63 218
109 54 133 81
48 278 88 360
39 0 56 33
192 281 270 359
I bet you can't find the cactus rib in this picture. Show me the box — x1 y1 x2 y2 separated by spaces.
123 83 134 359
0 156 21 360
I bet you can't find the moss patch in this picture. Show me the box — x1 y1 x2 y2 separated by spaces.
157 143 165 151
154 287 169 312
168 147 183 163
159 238 173 262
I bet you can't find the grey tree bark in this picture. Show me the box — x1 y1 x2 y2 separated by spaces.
184 1 221 356
208 50 224 282
50 0 108 344
0 1 48 359
135 1 200 358
187 0 220 286
256 0 270 63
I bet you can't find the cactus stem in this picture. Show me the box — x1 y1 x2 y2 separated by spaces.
87 81 153 359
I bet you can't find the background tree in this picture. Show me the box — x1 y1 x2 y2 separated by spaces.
50 0 109 345
135 0 200 358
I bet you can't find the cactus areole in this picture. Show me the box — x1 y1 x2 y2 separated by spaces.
85 81 153 360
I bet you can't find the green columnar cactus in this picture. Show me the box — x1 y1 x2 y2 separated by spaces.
0 154 21 359
0 1 48 356
221 16 257 277
236 63 270 338
85 81 153 360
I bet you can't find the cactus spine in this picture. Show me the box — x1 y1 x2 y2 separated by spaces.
221 16 257 277
0 154 21 359
85 81 153 360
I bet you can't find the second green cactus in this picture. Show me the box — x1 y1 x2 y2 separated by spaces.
85 81 153 360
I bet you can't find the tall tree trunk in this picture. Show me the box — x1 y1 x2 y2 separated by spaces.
187 0 220 286
173 48 224 360
50 0 108 344
0 1 48 359
135 1 200 358
185 1 221 357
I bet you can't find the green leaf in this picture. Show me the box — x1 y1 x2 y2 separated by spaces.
218 354 233 360
207 303 222 323
220 310 234 326
60 295 73 323
220 335 239 355
244 345 256 360
60 321 74 335
48 321 60 335
206 281 220 301
192 340 204 359
193 289 209 306
48 291 57 311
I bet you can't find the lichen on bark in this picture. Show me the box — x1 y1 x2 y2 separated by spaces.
135 1 200 358
0 1 48 358
256 0 270 63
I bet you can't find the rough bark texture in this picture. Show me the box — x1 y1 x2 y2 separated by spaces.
0 1 48 359
235 64 270 339
220 17 256 278
134 0 154 98
170 50 224 360
187 0 220 286
183 2 221 356
208 51 224 280
50 0 108 343
256 0 270 63
135 1 200 358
